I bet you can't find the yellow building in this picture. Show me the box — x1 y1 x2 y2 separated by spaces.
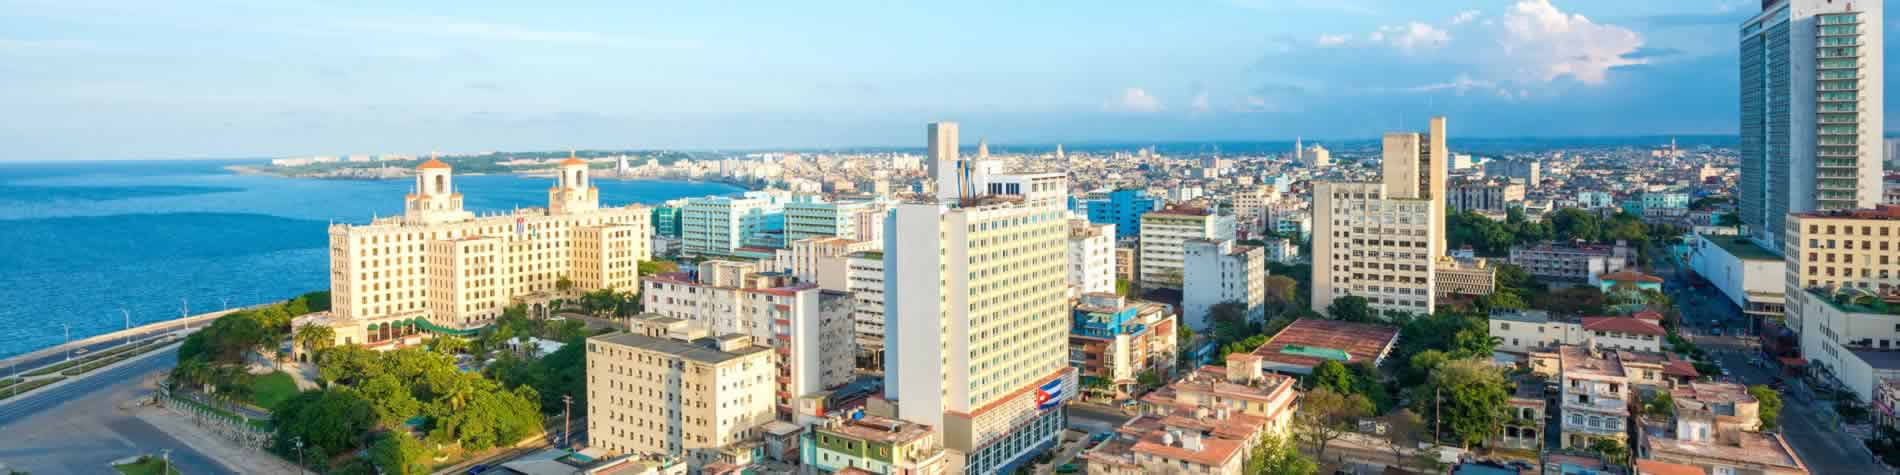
586 315 776 470
324 156 649 344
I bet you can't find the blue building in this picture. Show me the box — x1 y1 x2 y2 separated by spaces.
1084 189 1160 240
650 205 682 238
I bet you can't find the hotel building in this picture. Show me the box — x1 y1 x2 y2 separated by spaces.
877 122 1076 475
1739 0 1885 252
1784 205 1900 402
325 157 649 343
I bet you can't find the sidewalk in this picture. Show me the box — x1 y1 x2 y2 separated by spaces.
136 403 307 474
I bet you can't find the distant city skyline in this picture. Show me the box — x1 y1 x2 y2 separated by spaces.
3 0 1896 160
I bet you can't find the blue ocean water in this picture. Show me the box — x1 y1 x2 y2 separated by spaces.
0 160 743 358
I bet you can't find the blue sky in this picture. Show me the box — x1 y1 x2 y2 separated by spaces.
0 0 1889 159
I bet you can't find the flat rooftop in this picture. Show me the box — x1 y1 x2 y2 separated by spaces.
1703 234 1780 261
1559 345 1625 379
1646 431 1806 473
816 414 935 445
589 331 767 364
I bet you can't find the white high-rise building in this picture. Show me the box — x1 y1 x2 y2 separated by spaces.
1182 239 1266 332
1067 219 1116 297
1138 207 1236 288
881 124 1075 475
681 195 770 257
1739 0 1885 252
326 156 649 341
1312 117 1448 317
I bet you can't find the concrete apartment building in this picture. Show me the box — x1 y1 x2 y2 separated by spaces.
1507 241 1634 283
845 251 886 369
1083 189 1161 241
1233 184 1280 224
1069 293 1179 401
877 122 1077 475
585 315 775 469
1082 356 1298 475
1067 220 1116 297
1687 234 1787 322
1447 179 1526 213
641 262 857 419
1739 0 1885 253
784 197 885 244
785 236 877 287
1139 207 1235 288
1485 158 1540 185
682 195 774 257
1181 239 1265 332
1784 205 1900 403
1312 117 1448 316
1433 256 1496 299
1489 309 1666 355
325 157 650 345
1555 345 1634 450
1636 382 1808 475
803 414 947 475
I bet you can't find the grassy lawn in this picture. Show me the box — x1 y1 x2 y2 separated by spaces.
114 456 184 475
247 371 300 411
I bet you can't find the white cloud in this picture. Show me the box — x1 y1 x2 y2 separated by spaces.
1378 22 1451 52
1107 88 1163 113
1494 0 1645 84
1451 10 1481 25
1190 91 1211 113
1403 74 1496 95
1313 0 1645 87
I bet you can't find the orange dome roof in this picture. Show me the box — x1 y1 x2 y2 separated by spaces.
417 158 452 170
561 157 586 166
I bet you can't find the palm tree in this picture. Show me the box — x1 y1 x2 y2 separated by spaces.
441 379 474 412
171 358 212 391
294 324 336 361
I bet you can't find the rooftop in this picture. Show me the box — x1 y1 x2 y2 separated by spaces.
815 414 936 445
1599 270 1664 284
1633 459 1703 475
589 330 767 364
1702 234 1780 261
1143 206 1212 218
1559 345 1625 379
1792 204 1900 221
1489 308 1553 324
1582 316 1665 336
1804 286 1900 316
1252 318 1400 371
1645 431 1806 473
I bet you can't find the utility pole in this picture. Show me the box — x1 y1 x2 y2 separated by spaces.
161 449 171 475
1433 386 1441 447
563 394 574 448
294 436 304 468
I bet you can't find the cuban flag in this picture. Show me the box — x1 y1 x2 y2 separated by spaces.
1036 378 1066 410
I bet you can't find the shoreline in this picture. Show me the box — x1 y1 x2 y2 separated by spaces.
0 307 247 371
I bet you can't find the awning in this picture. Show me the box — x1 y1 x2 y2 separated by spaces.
413 318 485 336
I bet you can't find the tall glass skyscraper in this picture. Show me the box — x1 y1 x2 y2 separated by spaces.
1739 0 1884 252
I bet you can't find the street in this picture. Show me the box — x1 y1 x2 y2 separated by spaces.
1066 401 1132 435
0 350 231 474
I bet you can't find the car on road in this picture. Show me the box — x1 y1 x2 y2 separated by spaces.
466 464 490 474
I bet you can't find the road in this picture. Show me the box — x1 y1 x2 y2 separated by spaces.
1066 402 1132 435
2 329 183 382
0 350 231 474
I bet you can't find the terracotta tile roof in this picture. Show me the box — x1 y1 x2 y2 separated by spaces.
1582 316 1665 336
1632 310 1663 321
1634 459 1703 475
1251 318 1399 370
416 158 452 169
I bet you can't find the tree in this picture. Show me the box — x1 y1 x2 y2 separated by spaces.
293 324 336 359
1136 369 1164 389
1476 290 1525 312
1644 392 1676 418
1588 438 1628 466
1380 409 1429 467
1550 208 1603 243
358 374 422 427
555 276 574 293
1408 358 1511 448
1264 276 1299 305
1750 384 1783 430
274 388 376 458
1326 296 1374 323
427 336 469 356
318 345 385 386
1311 360 1356 395
1244 433 1318 475
1295 387 1372 461
1206 301 1253 345
370 431 434 475
637 260 679 276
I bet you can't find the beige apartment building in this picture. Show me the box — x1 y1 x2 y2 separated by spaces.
1311 117 1448 316
586 315 775 469
1447 179 1526 213
1433 256 1496 299
1138 207 1235 287
1081 355 1299 475
324 157 649 345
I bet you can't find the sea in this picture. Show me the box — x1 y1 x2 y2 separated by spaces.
0 160 744 359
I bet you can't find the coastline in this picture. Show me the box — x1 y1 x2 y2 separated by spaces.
224 164 764 192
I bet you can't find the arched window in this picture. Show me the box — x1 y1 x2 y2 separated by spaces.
435 175 446 194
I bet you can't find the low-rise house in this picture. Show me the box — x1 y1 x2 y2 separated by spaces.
1085 355 1299 475
802 413 946 475
1249 318 1399 376
1635 382 1808 474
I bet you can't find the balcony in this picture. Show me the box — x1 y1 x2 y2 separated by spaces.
1817 50 1863 59
1818 115 1860 124
1818 160 1861 169
1817 149 1861 158
1818 181 1859 192
1818 61 1863 70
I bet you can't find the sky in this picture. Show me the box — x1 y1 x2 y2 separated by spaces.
0 0 1892 160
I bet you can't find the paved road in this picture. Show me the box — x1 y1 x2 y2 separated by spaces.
2 330 184 382
0 349 231 474
1066 402 1132 435
1702 339 1884 474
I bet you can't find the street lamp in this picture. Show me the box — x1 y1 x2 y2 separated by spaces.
121 307 132 346
161 449 171 474
563 394 574 448
294 436 304 468
220 296 230 312
62 323 71 362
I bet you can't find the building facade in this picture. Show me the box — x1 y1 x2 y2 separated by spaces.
1311 117 1448 316
1784 205 1900 400
1181 239 1265 332
1067 220 1116 297
882 123 1076 475
682 195 772 257
327 158 650 336
1069 293 1179 401
585 316 775 469
803 414 947 475
1508 241 1634 282
1084 189 1160 241
1139 207 1235 288
1739 0 1885 252
1448 179 1525 213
